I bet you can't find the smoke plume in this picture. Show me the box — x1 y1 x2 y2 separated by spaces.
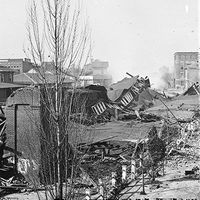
159 66 173 89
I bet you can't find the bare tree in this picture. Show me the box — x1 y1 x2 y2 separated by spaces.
25 0 90 199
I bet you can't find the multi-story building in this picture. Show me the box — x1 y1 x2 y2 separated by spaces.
174 52 199 89
0 58 34 74
83 59 112 88
0 66 15 83
0 66 23 104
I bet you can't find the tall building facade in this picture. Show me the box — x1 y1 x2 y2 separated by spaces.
174 52 199 88
0 58 34 74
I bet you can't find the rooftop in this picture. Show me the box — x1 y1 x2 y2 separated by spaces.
14 73 73 85
0 58 31 62
0 82 25 89
174 52 199 55
84 59 109 69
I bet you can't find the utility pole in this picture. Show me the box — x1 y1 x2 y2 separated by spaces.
14 104 18 175
14 104 29 174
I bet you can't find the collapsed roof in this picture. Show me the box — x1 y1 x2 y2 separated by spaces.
90 75 166 117
183 83 200 95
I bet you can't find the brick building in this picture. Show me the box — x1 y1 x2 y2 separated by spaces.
174 52 199 89
0 66 23 104
0 58 34 74
0 66 15 83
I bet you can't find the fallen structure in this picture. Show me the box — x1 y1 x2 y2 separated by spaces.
1 74 200 199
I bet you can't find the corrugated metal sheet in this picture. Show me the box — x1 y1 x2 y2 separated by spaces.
77 120 163 145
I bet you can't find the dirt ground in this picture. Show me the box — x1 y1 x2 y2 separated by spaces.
119 129 200 199
119 159 200 199
4 156 200 200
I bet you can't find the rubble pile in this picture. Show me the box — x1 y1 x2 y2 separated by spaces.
1 74 200 199
79 76 200 199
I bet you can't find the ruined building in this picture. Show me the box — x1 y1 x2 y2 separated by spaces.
174 52 199 89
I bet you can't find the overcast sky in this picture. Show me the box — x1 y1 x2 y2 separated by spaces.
0 0 199 87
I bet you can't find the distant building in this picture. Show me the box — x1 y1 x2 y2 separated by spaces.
40 61 55 74
0 66 15 83
34 61 70 75
0 66 23 104
174 52 199 89
0 58 34 74
78 76 93 87
83 59 112 88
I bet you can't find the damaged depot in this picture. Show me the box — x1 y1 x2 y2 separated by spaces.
0 75 200 199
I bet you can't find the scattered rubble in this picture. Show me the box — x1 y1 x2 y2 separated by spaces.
1 74 200 199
